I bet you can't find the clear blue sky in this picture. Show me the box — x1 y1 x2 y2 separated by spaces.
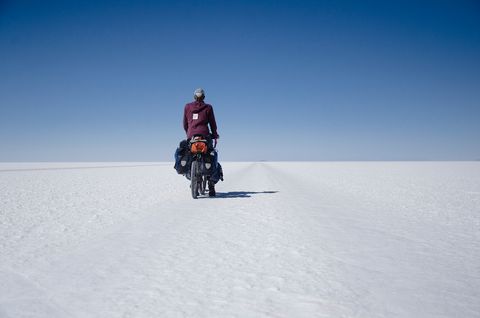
1 0 479 161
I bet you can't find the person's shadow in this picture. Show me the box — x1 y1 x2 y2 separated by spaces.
215 191 278 198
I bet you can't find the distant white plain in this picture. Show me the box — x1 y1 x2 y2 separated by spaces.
1 162 479 317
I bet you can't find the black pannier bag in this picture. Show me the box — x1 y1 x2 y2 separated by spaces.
174 140 191 174
203 151 215 175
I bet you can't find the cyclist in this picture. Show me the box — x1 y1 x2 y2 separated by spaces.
181 88 222 196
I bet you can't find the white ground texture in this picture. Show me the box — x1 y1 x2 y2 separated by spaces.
1 162 479 318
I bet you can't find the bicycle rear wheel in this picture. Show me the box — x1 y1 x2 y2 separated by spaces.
200 176 207 195
191 161 199 199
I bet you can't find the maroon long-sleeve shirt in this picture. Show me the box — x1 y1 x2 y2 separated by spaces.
183 100 219 139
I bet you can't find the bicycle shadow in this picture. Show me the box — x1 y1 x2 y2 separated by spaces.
215 191 278 198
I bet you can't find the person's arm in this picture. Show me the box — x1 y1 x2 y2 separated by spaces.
208 106 219 139
183 105 188 135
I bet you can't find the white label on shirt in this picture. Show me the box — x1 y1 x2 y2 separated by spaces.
193 113 199 120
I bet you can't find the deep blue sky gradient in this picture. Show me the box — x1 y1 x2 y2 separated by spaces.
1 0 479 160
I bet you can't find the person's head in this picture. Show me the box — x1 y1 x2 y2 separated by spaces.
194 88 205 101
